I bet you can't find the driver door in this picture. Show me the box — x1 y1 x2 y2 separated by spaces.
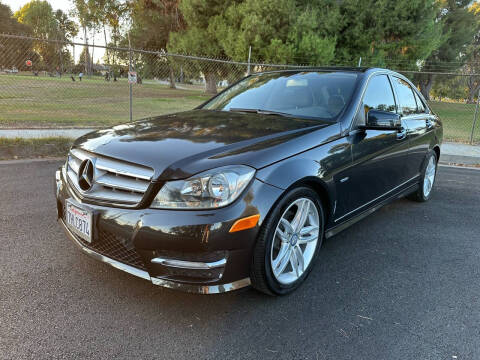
335 74 411 221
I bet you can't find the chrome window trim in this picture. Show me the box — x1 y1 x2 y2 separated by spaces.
334 174 420 223
352 72 398 129
348 69 428 132
348 70 384 132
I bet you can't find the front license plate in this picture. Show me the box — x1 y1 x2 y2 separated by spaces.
65 199 93 243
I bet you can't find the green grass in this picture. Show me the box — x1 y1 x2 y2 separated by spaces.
0 137 73 160
428 101 480 144
0 73 211 127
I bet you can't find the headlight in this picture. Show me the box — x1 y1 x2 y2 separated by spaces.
151 165 256 209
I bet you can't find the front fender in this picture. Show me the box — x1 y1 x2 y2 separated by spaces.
255 137 352 225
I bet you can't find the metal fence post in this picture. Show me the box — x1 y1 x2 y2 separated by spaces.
470 88 480 145
128 34 133 122
247 46 251 75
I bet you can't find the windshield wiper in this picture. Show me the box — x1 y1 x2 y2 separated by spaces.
228 108 292 117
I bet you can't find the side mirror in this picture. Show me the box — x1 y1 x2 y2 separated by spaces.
361 110 401 131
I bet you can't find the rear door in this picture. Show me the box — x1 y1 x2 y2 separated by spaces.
391 77 434 177
335 74 411 221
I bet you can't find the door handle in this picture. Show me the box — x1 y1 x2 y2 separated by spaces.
397 127 407 140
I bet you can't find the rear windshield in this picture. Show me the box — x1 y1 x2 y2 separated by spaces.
202 71 358 121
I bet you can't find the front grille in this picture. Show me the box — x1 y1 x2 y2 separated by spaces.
66 148 154 206
78 228 146 270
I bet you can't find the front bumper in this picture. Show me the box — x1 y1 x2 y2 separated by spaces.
55 166 282 294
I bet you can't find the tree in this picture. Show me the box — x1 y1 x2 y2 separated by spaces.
0 2 34 70
54 9 78 43
128 0 185 87
168 0 234 94
53 9 78 73
416 0 479 99
14 0 57 38
464 2 480 104
14 1 71 71
72 0 95 74
335 0 443 68
0 1 32 34
212 0 339 65
77 46 93 73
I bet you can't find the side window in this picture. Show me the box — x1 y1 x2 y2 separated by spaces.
362 75 396 118
392 77 417 115
414 91 426 113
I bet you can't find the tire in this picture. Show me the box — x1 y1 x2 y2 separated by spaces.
407 150 438 202
250 186 325 296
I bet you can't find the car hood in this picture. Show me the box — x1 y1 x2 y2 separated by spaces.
73 109 339 180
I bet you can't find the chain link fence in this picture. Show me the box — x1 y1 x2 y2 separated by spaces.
0 33 479 144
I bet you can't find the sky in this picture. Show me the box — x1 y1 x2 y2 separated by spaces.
4 0 107 62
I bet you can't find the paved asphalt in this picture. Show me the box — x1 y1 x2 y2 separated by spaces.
1 161 479 360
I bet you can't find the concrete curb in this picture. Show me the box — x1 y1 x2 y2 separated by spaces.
0 157 64 165
439 155 480 166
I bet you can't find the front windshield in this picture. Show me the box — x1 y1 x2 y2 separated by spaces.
202 71 358 121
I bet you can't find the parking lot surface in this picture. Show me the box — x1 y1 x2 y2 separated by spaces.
1 161 479 360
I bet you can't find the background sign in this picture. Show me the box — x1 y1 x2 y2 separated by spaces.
128 71 137 84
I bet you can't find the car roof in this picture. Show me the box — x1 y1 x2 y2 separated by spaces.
254 67 397 76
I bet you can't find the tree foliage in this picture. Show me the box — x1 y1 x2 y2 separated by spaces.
13 1 78 71
463 2 480 103
0 2 34 70
212 0 339 65
336 0 443 67
0 2 32 34
416 0 479 99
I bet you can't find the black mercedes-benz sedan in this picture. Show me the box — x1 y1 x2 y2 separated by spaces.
55 67 442 295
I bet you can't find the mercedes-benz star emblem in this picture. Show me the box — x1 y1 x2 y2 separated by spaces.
78 159 94 191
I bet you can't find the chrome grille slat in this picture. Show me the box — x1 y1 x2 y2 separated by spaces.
96 173 149 193
70 148 89 162
68 155 81 174
95 157 152 180
82 188 142 204
66 148 154 206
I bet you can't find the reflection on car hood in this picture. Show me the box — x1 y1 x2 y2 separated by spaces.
73 109 338 180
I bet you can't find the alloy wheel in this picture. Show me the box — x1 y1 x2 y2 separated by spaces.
423 157 436 197
270 198 320 285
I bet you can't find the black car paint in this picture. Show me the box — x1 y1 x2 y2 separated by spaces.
56 67 442 289
75 110 331 180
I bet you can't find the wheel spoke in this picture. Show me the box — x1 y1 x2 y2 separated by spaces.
300 225 318 236
294 245 304 273
426 178 431 192
273 244 291 276
280 218 294 235
291 199 310 232
298 233 318 244
276 228 288 243
289 249 300 277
